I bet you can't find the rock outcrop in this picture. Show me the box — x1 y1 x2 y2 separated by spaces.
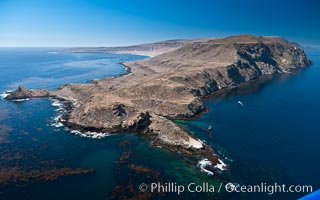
4 86 49 100
5 35 312 166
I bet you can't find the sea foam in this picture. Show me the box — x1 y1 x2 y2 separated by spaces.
51 99 63 107
12 98 30 102
0 93 9 100
49 99 67 128
50 115 65 127
0 90 13 100
197 158 214 175
70 130 111 139
214 159 227 171
49 99 110 139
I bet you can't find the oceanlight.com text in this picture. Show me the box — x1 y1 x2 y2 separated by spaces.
138 182 313 196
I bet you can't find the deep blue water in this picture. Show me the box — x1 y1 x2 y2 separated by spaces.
181 50 320 199
0 48 319 200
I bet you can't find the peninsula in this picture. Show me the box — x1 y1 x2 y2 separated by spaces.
5 35 312 167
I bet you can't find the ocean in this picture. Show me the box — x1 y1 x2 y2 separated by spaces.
0 48 319 200
180 50 320 199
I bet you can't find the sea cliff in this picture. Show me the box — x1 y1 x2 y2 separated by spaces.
5 35 312 168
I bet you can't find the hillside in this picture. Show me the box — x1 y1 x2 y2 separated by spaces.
5 35 312 168
64 38 210 57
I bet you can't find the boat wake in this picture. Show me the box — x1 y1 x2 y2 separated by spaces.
237 100 244 107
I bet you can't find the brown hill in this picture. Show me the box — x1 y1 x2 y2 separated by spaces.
5 35 312 167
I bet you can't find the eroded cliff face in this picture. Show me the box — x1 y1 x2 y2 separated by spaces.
131 36 311 101
5 35 312 165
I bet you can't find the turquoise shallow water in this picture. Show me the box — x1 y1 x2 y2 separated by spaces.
0 48 319 200
0 49 145 199
0 49 219 200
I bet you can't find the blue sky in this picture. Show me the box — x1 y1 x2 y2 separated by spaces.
0 0 319 47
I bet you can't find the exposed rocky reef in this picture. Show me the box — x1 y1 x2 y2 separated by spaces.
4 86 49 101
5 35 312 166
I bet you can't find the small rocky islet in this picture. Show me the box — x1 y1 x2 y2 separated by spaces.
5 35 312 170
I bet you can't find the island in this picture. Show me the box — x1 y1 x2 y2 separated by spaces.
5 35 312 169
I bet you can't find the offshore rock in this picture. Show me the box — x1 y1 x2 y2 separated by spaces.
5 35 312 166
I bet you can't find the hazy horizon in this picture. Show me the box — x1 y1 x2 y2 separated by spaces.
1 0 320 47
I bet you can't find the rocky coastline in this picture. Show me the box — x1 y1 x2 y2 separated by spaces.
4 35 312 172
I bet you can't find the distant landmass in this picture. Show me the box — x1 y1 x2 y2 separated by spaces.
5 35 312 172
63 38 211 57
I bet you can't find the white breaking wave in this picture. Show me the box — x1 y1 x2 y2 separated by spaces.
70 130 111 139
51 99 63 107
52 122 64 128
0 93 9 100
0 90 13 100
214 159 227 171
51 99 67 113
197 158 214 175
49 99 67 128
12 98 30 102
49 112 111 140
50 115 65 128
55 107 64 112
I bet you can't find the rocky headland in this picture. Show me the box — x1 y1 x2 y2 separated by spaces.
5 35 312 168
